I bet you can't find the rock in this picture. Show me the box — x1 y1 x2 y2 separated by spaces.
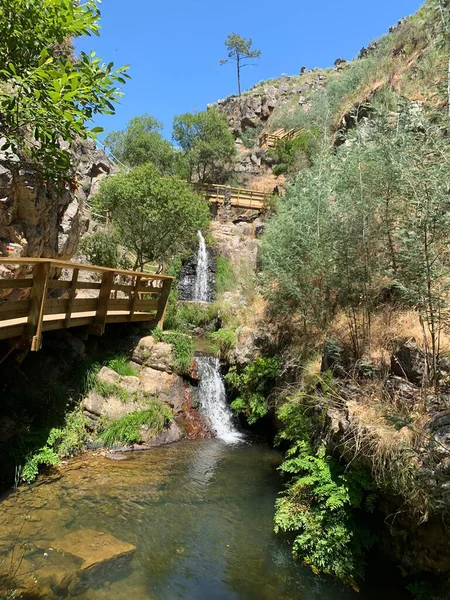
82 391 148 421
132 338 175 372
440 356 450 372
391 339 427 385
142 419 183 446
120 375 141 395
0 139 113 279
426 411 450 456
97 366 120 386
385 375 420 407
51 529 135 570
140 367 186 413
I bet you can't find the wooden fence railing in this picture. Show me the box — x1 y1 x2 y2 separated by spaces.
196 183 270 210
259 128 299 149
0 259 173 351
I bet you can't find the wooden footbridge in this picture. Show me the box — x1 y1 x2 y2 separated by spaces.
195 183 270 210
259 128 298 149
0 258 172 351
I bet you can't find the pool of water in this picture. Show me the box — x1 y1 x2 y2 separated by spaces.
0 440 406 599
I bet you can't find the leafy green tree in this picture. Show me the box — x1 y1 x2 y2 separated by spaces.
79 231 119 268
172 107 236 184
0 0 129 174
220 34 261 96
261 105 450 375
94 163 210 271
104 114 176 174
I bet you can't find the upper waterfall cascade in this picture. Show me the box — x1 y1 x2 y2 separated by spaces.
193 230 210 303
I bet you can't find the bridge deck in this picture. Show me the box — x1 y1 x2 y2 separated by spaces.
0 258 173 350
195 183 270 210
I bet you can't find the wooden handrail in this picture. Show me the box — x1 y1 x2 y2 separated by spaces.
0 259 173 350
0 258 173 281
195 183 270 209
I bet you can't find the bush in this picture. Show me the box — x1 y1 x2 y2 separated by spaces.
79 231 119 268
268 129 320 176
99 401 172 448
274 400 377 587
240 124 264 149
208 328 237 359
226 357 278 424
21 410 88 483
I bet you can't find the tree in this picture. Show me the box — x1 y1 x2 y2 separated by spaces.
220 34 261 96
104 114 176 174
94 163 211 271
0 0 129 175
172 107 236 184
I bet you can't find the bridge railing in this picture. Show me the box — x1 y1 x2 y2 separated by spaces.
259 128 299 149
0 259 173 350
195 183 270 209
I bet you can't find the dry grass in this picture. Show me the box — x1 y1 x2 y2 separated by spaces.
327 307 450 370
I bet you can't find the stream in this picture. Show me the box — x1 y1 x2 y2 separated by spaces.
0 439 407 600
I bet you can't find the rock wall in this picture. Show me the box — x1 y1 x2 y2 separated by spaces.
0 139 112 264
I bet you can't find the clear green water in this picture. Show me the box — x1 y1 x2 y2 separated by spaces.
0 440 406 599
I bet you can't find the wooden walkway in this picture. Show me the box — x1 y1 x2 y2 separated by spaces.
196 183 269 210
0 259 173 351
259 128 298 149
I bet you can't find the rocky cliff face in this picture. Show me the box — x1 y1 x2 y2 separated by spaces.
214 71 329 192
0 139 112 265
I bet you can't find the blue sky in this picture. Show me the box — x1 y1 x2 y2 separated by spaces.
76 0 424 140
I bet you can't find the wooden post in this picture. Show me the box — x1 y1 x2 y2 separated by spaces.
64 268 79 329
129 275 142 321
93 270 114 335
155 279 172 329
27 262 50 351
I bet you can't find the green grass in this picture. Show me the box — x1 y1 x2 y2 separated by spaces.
153 328 194 374
215 256 236 295
98 400 172 448
106 356 137 377
84 363 130 402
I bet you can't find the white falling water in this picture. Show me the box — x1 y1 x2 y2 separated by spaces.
196 356 243 444
193 230 209 302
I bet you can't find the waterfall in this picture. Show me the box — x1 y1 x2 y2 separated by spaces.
193 230 209 302
196 356 243 444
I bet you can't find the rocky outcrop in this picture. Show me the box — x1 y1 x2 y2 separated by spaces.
300 339 450 578
216 73 329 135
0 139 113 266
81 335 210 447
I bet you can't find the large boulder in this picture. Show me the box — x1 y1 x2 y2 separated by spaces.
391 339 427 385
140 367 186 414
132 339 174 372
82 391 148 422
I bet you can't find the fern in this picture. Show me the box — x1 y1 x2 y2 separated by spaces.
274 401 377 586
226 357 279 424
